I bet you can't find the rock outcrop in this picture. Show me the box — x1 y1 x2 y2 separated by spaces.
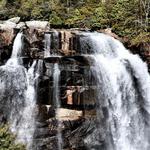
0 18 150 150
0 19 97 150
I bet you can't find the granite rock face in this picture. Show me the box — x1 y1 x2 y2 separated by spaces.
0 19 150 150
0 19 97 150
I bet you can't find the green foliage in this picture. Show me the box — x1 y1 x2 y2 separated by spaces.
111 0 149 45
0 0 7 8
131 31 150 46
50 11 63 25
0 0 149 45
0 124 26 150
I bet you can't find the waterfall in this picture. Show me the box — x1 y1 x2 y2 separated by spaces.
0 33 41 150
16 60 39 149
0 32 27 133
53 63 63 150
6 32 23 66
44 33 51 57
83 33 150 150
10 59 42 150
1 30 150 150
53 63 61 108
11 32 23 58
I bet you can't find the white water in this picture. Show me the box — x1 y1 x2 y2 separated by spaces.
2 33 26 133
1 31 150 150
16 60 39 149
84 33 150 150
44 33 51 57
11 32 23 58
6 32 23 66
0 33 40 150
53 63 63 150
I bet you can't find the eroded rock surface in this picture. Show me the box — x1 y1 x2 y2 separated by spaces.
0 18 150 150
0 19 98 150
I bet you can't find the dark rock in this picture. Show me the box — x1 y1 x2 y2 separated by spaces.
35 121 49 128
36 105 49 121
34 127 56 138
0 112 7 124
48 107 56 118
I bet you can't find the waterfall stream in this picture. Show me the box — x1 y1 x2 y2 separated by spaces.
44 33 51 57
16 60 39 149
0 32 41 149
53 63 63 150
6 32 23 66
83 33 150 150
11 32 23 58
1 31 150 150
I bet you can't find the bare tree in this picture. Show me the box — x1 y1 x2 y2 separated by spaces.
140 0 150 31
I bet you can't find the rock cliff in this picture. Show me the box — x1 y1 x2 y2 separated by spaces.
0 18 150 150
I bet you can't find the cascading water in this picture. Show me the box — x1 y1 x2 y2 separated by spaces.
53 64 61 108
16 60 38 149
0 32 40 150
0 32 26 133
44 33 51 57
6 32 23 66
53 63 63 150
1 30 150 150
11 32 23 58
83 33 150 150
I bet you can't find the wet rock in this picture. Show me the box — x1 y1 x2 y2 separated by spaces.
0 112 7 124
35 121 49 128
34 127 56 138
33 136 60 150
30 48 44 58
36 105 49 121
44 56 60 64
47 106 56 118
66 118 96 150
0 45 12 65
0 29 15 46
16 22 26 29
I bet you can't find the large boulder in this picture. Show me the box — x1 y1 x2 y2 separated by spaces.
0 21 16 30
25 21 49 30
16 22 26 29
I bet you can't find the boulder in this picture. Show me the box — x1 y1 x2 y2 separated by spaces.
56 108 83 121
26 21 49 29
16 22 26 29
99 28 122 41
7 17 20 24
0 21 16 30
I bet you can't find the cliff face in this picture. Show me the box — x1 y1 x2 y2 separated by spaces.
0 19 97 150
1 22 96 105
0 18 150 68
0 18 150 150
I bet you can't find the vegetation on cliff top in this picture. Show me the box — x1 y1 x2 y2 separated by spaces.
0 0 149 45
